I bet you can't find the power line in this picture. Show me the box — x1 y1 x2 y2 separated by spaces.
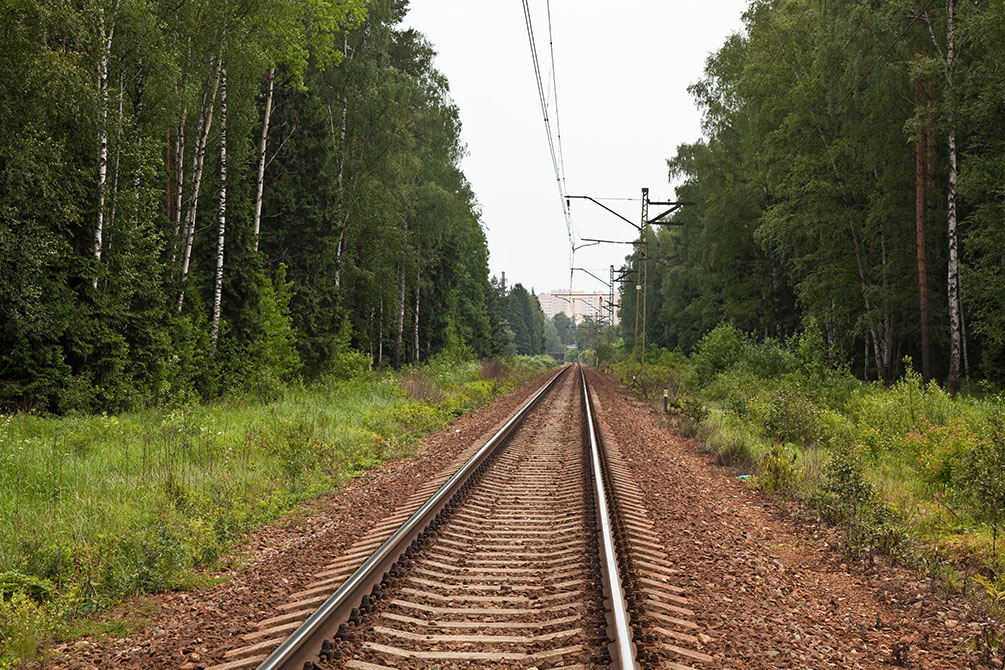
521 0 573 263
545 0 568 201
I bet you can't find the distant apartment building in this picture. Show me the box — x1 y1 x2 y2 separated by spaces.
536 290 618 325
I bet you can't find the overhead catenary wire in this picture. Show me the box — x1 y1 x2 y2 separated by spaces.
521 0 574 265
545 0 569 203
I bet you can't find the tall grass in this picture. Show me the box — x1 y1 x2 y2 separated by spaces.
0 355 555 666
611 323 1005 615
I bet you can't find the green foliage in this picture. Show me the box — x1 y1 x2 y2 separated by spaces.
707 430 755 467
955 409 1005 561
0 591 57 666
757 443 799 495
0 0 507 413
505 284 546 355
631 0 1005 388
811 446 903 557
619 316 1005 596
693 323 748 380
0 356 544 665
762 386 823 448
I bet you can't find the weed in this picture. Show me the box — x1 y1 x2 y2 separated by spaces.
969 624 1004 668
708 432 755 467
758 443 799 496
399 374 445 403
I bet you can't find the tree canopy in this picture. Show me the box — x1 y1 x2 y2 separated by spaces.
621 0 1005 389
0 0 512 412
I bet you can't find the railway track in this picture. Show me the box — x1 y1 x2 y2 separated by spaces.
209 365 711 669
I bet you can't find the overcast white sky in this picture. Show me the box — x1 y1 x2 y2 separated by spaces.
404 1 750 295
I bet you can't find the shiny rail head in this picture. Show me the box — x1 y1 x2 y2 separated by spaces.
580 365 639 669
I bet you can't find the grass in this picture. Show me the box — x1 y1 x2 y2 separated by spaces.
611 323 1005 624
0 354 556 668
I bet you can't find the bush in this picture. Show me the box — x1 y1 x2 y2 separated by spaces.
763 386 823 448
737 338 794 379
955 408 1005 563
693 323 747 380
0 591 57 666
758 443 799 495
812 446 904 557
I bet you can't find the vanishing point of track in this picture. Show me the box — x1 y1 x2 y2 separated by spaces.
209 365 712 669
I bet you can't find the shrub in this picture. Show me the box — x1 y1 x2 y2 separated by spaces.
849 366 955 454
737 338 794 379
0 571 54 604
257 417 334 480
0 591 57 666
763 386 823 448
812 446 904 557
693 323 747 380
758 443 799 495
956 408 1005 563
814 446 875 528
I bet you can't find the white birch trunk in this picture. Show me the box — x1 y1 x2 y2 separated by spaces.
170 37 192 260
210 68 228 351
170 115 186 260
413 273 420 365
945 0 962 394
395 261 406 369
177 54 223 314
332 36 351 289
947 133 960 392
93 2 120 289
252 67 275 252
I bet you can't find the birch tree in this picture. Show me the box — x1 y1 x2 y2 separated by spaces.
252 67 273 251
177 53 222 314
210 68 227 350
929 1 962 393
93 0 122 289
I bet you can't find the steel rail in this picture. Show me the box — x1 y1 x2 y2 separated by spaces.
256 364 571 670
580 365 639 669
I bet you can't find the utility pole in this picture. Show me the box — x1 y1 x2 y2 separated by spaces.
566 190 691 376
636 189 649 371
609 264 615 342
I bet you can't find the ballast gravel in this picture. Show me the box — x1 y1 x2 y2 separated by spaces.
585 367 994 670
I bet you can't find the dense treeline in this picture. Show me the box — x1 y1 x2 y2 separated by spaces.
0 0 510 413
622 0 1005 390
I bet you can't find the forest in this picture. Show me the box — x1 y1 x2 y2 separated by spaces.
617 0 1005 393
0 3 567 660
0 0 529 414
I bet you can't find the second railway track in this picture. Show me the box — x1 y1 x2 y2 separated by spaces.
211 365 712 669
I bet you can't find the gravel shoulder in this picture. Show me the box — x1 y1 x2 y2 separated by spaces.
52 366 994 670
49 369 559 670
586 367 991 670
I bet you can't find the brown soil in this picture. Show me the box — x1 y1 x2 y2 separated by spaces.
586 367 993 670
48 370 558 670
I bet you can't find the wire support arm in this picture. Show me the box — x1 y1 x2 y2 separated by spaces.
571 266 612 288
567 195 640 231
